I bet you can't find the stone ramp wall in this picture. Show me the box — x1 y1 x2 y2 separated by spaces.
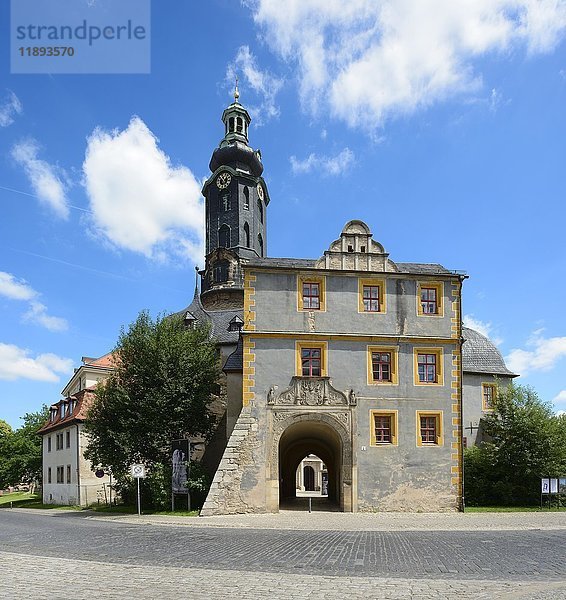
200 407 262 516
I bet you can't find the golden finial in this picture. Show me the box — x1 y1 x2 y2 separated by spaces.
234 76 240 102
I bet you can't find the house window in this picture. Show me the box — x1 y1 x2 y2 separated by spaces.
213 260 229 283
482 383 497 410
417 411 443 446
370 410 398 446
47 467 52 484
301 347 321 377
372 352 391 382
244 222 250 247
66 465 72 484
218 225 231 248
243 186 249 210
47 436 52 452
367 346 398 385
296 342 327 377
56 433 64 450
298 276 326 311
303 282 320 310
66 430 71 448
417 282 443 316
56 466 64 484
358 279 386 313
414 348 443 385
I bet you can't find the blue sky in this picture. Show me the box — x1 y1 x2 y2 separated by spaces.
1 0 565 428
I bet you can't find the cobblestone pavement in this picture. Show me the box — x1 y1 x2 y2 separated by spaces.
1 510 565 599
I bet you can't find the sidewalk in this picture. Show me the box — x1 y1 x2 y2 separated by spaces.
87 509 566 531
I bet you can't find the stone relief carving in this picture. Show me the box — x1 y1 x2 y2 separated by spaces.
307 311 316 332
271 377 355 407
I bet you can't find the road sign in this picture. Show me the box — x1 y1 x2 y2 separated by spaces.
131 464 146 478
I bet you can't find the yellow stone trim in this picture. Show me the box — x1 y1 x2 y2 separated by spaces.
358 278 387 314
416 281 444 317
369 409 399 446
297 274 326 312
240 331 459 344
295 340 328 377
413 347 444 386
416 410 444 447
242 336 256 407
366 345 399 386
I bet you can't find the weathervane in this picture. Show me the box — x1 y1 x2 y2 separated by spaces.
234 75 240 102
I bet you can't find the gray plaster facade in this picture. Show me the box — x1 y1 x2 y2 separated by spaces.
192 93 517 515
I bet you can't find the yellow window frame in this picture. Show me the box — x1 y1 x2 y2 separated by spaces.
358 278 386 314
367 345 399 385
297 275 326 312
295 341 328 377
413 347 444 386
482 382 497 411
417 281 444 317
370 410 398 446
416 410 444 447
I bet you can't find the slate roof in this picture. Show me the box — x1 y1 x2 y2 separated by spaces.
223 336 243 372
173 287 242 346
462 327 518 377
246 257 460 276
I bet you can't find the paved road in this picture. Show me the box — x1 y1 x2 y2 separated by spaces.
1 510 565 599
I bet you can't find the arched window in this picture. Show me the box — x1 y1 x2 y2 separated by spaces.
229 117 235 132
218 224 231 248
258 198 263 223
243 186 249 210
258 233 264 257
236 117 243 133
244 222 250 247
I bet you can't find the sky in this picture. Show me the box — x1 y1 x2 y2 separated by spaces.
0 0 565 429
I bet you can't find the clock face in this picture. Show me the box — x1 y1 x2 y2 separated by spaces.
257 183 264 201
216 172 231 189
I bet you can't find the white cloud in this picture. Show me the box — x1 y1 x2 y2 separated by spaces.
0 271 68 332
0 343 73 382
83 117 204 263
290 147 355 176
11 140 69 219
226 46 283 125
249 0 566 129
22 302 68 332
0 272 36 301
0 90 22 127
553 390 566 404
506 332 566 375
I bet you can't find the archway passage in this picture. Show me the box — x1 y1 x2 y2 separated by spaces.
278 420 342 511
303 465 315 491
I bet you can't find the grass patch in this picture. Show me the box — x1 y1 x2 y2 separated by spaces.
89 504 199 516
0 492 37 506
465 505 566 512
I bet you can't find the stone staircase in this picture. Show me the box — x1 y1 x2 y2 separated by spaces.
200 406 259 516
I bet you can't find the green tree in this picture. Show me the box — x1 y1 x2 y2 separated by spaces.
464 383 566 506
84 311 220 507
0 407 49 491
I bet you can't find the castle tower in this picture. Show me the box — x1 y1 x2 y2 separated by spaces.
200 84 270 310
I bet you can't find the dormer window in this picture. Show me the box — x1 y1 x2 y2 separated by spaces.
228 315 244 332
60 404 66 419
184 311 196 329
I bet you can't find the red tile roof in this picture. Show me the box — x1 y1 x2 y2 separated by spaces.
83 351 117 369
38 388 97 435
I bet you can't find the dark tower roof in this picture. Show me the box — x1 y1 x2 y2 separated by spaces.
462 327 518 377
209 86 263 177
